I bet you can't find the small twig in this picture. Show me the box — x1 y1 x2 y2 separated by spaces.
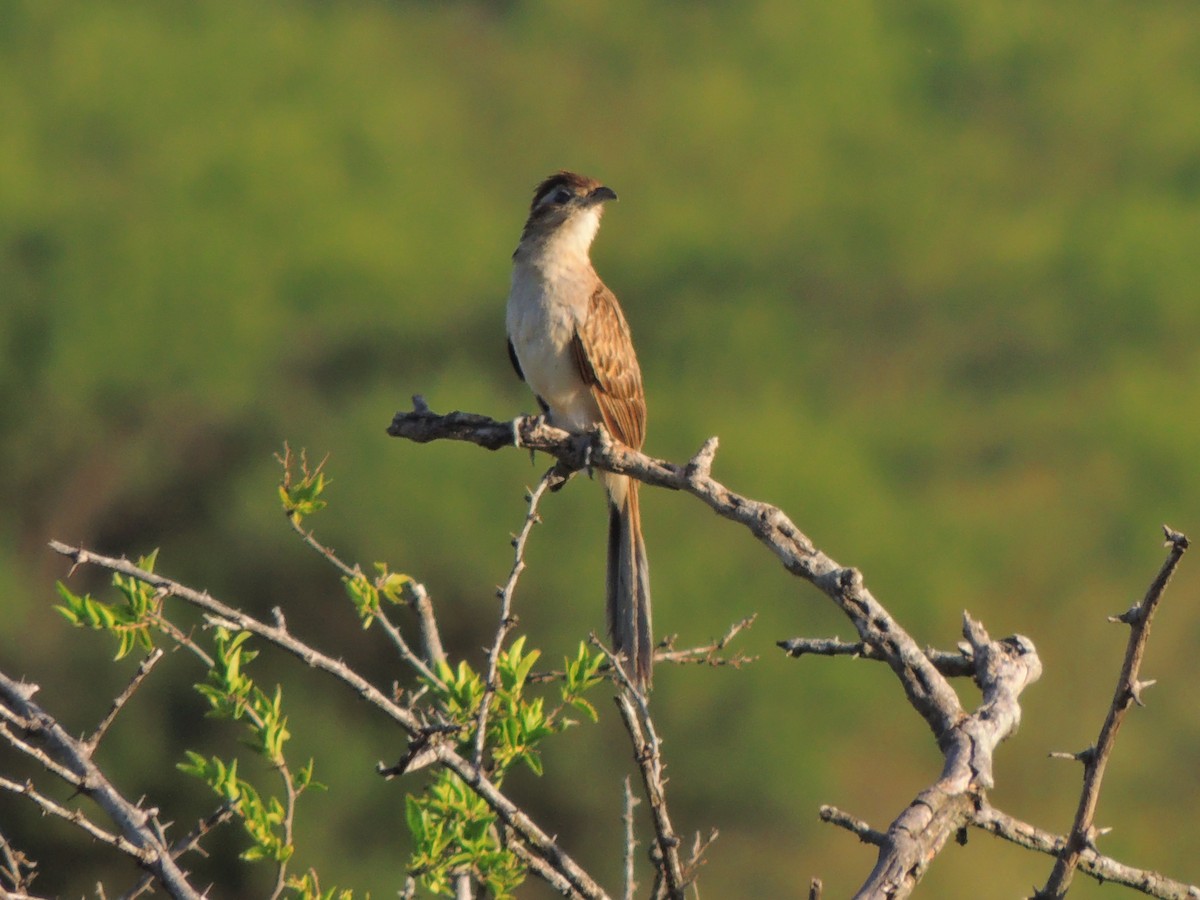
506 838 588 899
0 720 85 788
654 615 758 668
685 828 718 881
0 774 144 861
818 806 886 847
529 617 757 684
286 513 446 688
1040 526 1188 899
809 878 823 900
403 579 447 671
473 469 556 769
623 776 639 900
120 805 236 900
279 444 446 680
599 637 687 899
0 829 36 894
973 799 1199 898
86 649 165 750
777 636 976 678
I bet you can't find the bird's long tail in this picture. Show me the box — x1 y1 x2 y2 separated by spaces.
607 477 652 690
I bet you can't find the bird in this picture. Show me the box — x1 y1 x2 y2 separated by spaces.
505 171 653 689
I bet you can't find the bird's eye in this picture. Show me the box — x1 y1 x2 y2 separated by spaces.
552 188 572 204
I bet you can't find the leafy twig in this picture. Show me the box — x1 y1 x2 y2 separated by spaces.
49 542 609 900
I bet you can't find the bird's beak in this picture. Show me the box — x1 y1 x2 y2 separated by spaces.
588 185 618 204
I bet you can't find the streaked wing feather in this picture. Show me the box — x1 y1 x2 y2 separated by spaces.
571 283 646 449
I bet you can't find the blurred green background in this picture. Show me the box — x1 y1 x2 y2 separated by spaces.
2 0 1199 896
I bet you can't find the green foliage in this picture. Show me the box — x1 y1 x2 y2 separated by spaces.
404 638 606 896
343 563 411 630
54 551 160 659
181 625 317 867
286 870 359 900
178 751 295 864
278 445 330 525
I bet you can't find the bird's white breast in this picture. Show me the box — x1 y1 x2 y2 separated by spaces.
506 254 602 433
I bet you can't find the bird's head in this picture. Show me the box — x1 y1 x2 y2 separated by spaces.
516 171 617 258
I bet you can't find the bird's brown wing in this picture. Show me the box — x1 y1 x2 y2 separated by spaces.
571 282 646 450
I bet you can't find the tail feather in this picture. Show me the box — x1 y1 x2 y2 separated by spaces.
607 479 652 689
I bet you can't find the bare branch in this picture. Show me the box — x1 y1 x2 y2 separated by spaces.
655 615 758 668
387 405 1050 897
388 406 963 738
1040 526 1189 898
777 636 976 678
622 777 639 900
506 838 588 899
86 649 164 751
841 615 1041 898
0 829 38 896
0 673 204 900
818 806 886 847
403 579 447 671
973 800 1199 899
473 468 556 769
597 637 687 899
120 805 236 900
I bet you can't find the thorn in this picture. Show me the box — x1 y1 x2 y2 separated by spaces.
1130 678 1157 706
411 394 430 413
1048 745 1095 765
1108 603 1142 625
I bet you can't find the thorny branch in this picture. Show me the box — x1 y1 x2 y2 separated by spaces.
48 541 609 900
15 400 1189 897
0 672 205 900
386 402 1198 899
622 777 639 900
388 404 965 738
1039 527 1189 898
974 800 1200 900
0 831 38 898
85 648 164 751
596 636 691 900
473 467 559 769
